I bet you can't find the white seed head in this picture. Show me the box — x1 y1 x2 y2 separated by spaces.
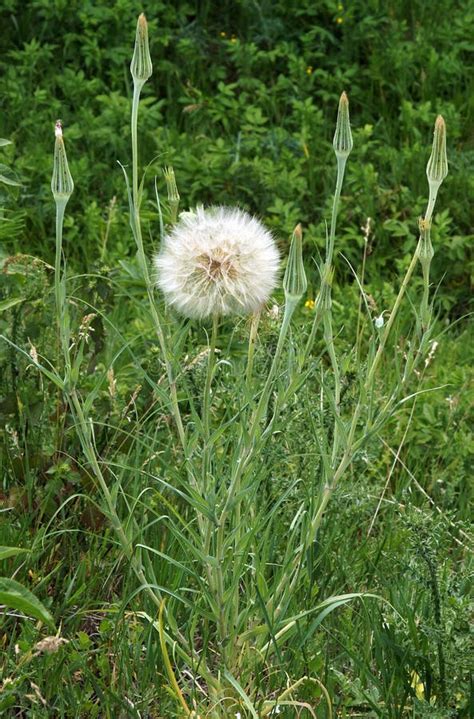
154 206 280 320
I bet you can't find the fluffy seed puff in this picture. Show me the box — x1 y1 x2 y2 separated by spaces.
154 206 280 320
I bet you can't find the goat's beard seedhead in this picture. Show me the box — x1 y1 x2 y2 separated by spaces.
154 206 280 320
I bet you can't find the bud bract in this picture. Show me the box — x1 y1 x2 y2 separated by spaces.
130 13 153 84
163 166 180 205
418 217 434 268
51 121 74 203
333 92 353 158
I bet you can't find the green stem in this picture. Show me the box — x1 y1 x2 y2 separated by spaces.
355 226 370 362
131 81 143 211
323 312 341 463
130 79 188 457
304 156 346 362
366 245 420 388
54 201 71 373
215 299 297 651
327 156 346 266
245 310 261 390
202 314 219 488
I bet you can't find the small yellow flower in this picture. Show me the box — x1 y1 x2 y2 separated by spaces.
336 17 344 24
220 31 227 37
230 35 237 43
410 671 424 700
306 66 313 75
305 299 315 310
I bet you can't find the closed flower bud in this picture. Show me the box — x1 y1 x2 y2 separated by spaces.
283 224 307 302
426 115 448 187
418 217 434 267
333 91 353 158
130 13 152 84
51 121 74 203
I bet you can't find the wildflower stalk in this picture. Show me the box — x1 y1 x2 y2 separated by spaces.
418 116 448 331
355 217 371 361
50 113 217 701
418 218 434 330
320 267 342 461
51 124 166 619
298 115 449 596
367 115 448 383
245 310 261 389
255 223 306 429
202 313 219 488
129 15 187 454
304 92 352 361
366 248 420 387
215 225 306 660
51 121 74 372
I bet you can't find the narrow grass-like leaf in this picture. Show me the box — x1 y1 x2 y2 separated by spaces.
0 297 24 312
0 547 30 561
223 670 260 719
0 577 54 627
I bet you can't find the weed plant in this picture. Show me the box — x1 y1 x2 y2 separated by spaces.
0 7 472 719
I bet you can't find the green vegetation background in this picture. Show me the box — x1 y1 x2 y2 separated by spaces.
0 1 472 717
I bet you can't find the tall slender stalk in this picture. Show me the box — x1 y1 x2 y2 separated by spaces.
304 91 352 362
129 52 187 456
202 314 219 488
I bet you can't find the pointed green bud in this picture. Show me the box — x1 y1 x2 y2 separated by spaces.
283 224 307 302
333 91 353 159
163 166 179 203
130 13 152 84
51 121 74 203
426 115 448 188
